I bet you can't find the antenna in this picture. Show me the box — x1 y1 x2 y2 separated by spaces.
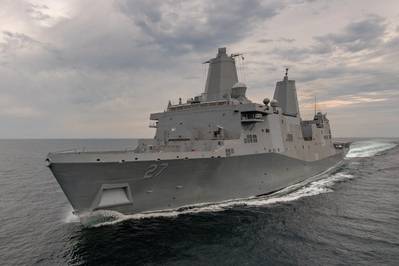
232 52 246 83
283 66 289 80
241 54 246 83
202 61 208 86
230 53 243 58
314 95 317 116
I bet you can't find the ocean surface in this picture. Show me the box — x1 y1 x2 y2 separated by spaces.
0 138 398 265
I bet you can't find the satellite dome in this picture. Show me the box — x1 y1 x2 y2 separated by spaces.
232 82 247 88
270 99 279 107
263 98 270 105
231 82 247 99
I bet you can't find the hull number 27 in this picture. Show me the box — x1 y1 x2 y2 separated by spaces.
143 163 168 178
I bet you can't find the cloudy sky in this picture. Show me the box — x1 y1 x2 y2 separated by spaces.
0 0 398 138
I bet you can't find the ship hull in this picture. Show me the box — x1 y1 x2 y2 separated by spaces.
49 152 345 215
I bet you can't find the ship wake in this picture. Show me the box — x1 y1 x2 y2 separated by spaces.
81 171 354 227
346 140 397 158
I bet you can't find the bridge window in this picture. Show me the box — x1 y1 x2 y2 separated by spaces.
244 134 258 143
225 148 235 157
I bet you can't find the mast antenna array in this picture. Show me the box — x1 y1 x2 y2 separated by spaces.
231 53 246 83
314 95 317 116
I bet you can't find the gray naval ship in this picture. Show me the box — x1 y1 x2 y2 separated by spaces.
47 47 349 216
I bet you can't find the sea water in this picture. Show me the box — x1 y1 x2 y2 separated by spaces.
0 139 398 265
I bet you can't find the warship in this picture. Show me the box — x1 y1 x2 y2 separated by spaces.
47 47 349 216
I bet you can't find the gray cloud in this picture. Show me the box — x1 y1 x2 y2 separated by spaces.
0 31 41 53
278 37 295 43
118 0 284 54
258 38 274 43
271 15 388 61
0 1 398 138
26 3 51 21
315 15 386 52
258 37 295 44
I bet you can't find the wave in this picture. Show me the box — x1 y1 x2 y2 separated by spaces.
346 140 397 158
82 171 354 228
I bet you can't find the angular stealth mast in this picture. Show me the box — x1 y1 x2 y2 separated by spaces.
204 47 239 101
273 68 300 117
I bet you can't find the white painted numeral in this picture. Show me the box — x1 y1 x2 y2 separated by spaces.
143 163 168 178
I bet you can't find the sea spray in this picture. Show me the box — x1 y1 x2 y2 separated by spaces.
346 141 397 158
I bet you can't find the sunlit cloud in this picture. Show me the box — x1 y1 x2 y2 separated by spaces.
315 96 386 109
302 89 399 111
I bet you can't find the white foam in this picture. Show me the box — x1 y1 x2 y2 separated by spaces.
86 171 354 228
346 141 396 158
63 207 79 223
223 172 354 208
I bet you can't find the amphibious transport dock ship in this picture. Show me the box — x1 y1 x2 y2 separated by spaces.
47 48 348 216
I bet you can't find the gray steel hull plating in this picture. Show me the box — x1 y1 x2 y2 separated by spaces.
49 152 344 215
